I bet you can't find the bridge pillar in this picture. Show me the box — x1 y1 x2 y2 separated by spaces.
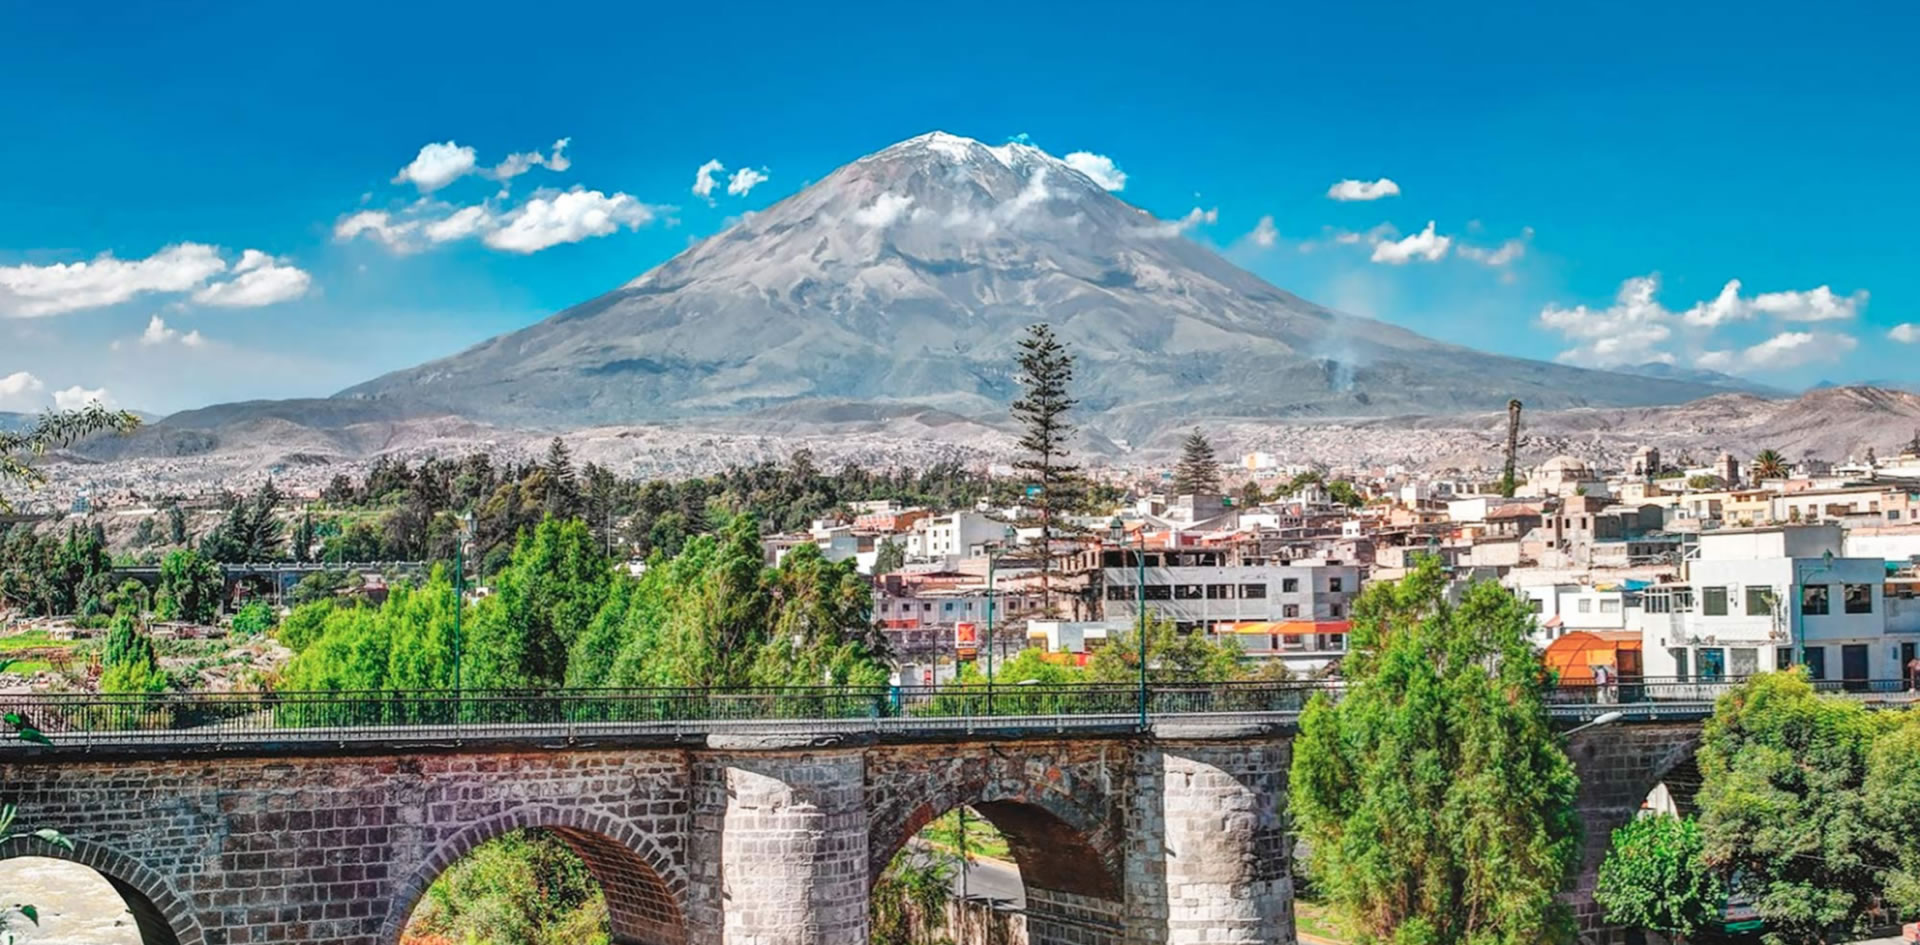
689 740 869 945
1129 728 1294 945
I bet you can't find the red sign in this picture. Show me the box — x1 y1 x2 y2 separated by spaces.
955 622 979 660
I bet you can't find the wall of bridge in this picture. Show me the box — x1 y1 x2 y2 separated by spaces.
0 722 1701 945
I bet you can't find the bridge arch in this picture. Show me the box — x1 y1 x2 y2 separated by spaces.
870 766 1125 945
379 805 688 945
0 837 204 945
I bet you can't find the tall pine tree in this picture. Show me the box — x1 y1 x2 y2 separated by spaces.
1010 324 1079 607
1171 428 1222 496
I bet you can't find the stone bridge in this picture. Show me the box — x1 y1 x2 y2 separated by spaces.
0 716 1703 945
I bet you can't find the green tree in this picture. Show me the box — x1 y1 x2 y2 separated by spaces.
1327 479 1364 508
1867 711 1920 916
153 549 223 624
199 480 285 562
872 538 905 576
1696 670 1891 944
404 829 610 945
100 614 166 695
132 515 158 547
0 403 139 512
1171 428 1222 496
1289 559 1581 945
1085 616 1244 683
165 501 188 545
277 598 339 654
1751 449 1789 481
1010 323 1080 606
466 517 611 689
543 437 581 520
1594 814 1722 942
230 600 276 638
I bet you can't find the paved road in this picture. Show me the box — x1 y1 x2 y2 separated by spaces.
900 841 1025 909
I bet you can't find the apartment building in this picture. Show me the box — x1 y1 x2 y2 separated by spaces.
1099 545 1361 670
1634 524 1903 685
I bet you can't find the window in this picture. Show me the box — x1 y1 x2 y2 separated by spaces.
1329 577 1344 593
1844 583 1873 614
1283 604 1300 618
1101 550 1124 567
1699 647 1726 682
1803 645 1827 680
1777 647 1794 671
1281 578 1299 593
1577 599 1593 614
1802 584 1830 616
1329 603 1344 618
1600 599 1621 614
1529 598 1545 613
1175 584 1204 600
1143 585 1171 601
1745 586 1774 615
1105 585 1128 601
1702 586 1729 616
1205 584 1232 600
1241 584 1268 599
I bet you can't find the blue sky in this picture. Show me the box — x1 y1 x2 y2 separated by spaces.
2 0 1915 415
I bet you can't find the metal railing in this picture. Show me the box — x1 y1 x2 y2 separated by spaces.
0 678 1910 753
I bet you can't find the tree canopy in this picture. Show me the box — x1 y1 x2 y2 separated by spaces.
1171 428 1221 496
1594 813 1721 941
1289 558 1580 945
0 403 140 512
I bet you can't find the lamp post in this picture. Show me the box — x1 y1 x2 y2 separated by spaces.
453 512 472 701
1110 516 1148 728
1791 548 1837 671
985 524 1017 717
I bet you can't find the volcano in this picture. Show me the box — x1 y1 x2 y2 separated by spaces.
337 132 1732 437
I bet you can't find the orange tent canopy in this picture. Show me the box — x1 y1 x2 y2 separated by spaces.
1543 630 1642 685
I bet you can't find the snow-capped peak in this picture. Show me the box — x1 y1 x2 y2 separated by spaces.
881 131 1067 175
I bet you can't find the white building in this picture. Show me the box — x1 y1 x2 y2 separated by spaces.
905 511 1013 563
1515 583 1630 645
1633 525 1901 685
1101 546 1360 672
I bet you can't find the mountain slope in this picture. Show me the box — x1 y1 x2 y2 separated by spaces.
339 131 1729 437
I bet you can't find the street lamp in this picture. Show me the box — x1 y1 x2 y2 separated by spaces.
1565 710 1623 736
1791 548 1836 670
453 511 473 700
1109 516 1148 728
985 524 1018 716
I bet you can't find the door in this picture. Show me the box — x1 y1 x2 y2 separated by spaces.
1903 642 1917 689
1841 643 1869 692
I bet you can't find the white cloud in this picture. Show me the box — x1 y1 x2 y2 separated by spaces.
1137 205 1218 238
482 188 664 253
1061 151 1127 191
1327 178 1401 201
135 314 206 348
52 385 114 411
1249 215 1278 249
852 193 916 228
1890 323 1920 344
1538 275 1676 367
1369 221 1451 264
1682 279 1869 327
726 167 769 197
423 205 493 243
1738 331 1858 370
692 159 725 201
0 371 45 410
490 137 572 182
0 244 228 317
334 210 423 252
190 250 311 308
1752 285 1866 322
393 141 478 193
1457 229 1530 267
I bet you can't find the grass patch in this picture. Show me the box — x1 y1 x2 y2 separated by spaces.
921 808 1011 862
0 630 62 652
0 660 53 676
1293 898 1355 943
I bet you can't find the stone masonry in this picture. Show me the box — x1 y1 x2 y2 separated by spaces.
0 721 1705 945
